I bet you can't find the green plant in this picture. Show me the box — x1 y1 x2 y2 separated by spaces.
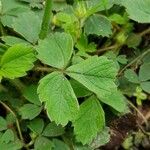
0 0 150 149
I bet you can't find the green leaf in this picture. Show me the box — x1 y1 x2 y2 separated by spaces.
117 55 128 64
109 14 127 25
73 96 105 144
0 129 14 143
140 81 150 94
143 51 150 64
0 44 36 79
19 104 42 120
23 84 41 106
12 12 41 43
76 34 96 52
122 0 150 23
0 117 7 131
90 127 110 149
53 139 70 150
42 122 65 137
139 63 150 81
34 136 54 150
38 71 79 126
85 0 114 15
124 69 139 83
70 79 92 98
36 32 73 69
67 56 117 95
1 0 29 27
84 14 112 37
126 33 142 48
1 36 29 46
0 142 22 150
99 90 128 113
0 138 22 150
67 56 127 112
28 118 44 134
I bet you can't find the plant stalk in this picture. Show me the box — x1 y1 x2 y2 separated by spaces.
39 0 52 39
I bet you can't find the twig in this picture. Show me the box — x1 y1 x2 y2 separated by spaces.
118 49 150 76
0 101 25 147
39 0 52 39
127 100 148 128
138 27 150 37
33 66 57 72
95 44 117 54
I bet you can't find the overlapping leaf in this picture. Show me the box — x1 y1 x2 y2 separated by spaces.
73 96 105 144
12 12 41 44
38 72 79 126
36 32 73 69
84 15 112 37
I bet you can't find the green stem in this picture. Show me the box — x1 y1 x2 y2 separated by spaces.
34 66 57 72
39 0 52 39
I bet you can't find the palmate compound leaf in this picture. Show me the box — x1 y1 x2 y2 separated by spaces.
73 96 105 145
67 56 127 112
37 71 79 126
36 32 73 69
0 44 36 80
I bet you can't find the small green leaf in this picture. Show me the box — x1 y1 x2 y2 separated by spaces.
0 141 22 150
99 90 128 113
139 63 150 81
1 36 29 46
34 136 54 150
70 79 92 98
42 122 65 137
126 33 142 48
0 129 14 143
84 15 112 37
85 0 114 15
23 84 41 106
19 104 42 120
0 117 7 131
12 12 41 43
76 34 96 52
140 81 150 94
36 32 73 69
28 118 44 134
73 96 105 144
53 139 70 150
90 127 110 149
117 55 128 64
122 0 150 23
38 71 79 126
124 69 139 83
109 14 127 24
0 44 36 79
